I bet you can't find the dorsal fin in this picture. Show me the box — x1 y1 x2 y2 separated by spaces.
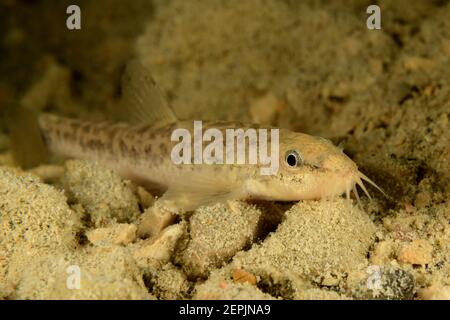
119 59 178 126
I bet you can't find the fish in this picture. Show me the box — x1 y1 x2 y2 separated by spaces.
7 60 385 212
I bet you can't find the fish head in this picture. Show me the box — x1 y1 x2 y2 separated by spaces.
271 130 360 200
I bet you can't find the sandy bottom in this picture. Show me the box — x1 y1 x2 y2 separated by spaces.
0 0 449 299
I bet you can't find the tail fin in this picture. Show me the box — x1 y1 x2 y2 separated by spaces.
4 103 48 169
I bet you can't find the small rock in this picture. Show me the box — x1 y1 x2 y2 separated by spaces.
136 186 155 209
403 56 433 71
133 223 185 269
320 274 340 287
233 199 377 282
87 223 137 246
44 247 154 300
150 264 191 300
232 268 257 285
397 239 433 265
370 240 395 265
353 266 415 300
137 203 176 238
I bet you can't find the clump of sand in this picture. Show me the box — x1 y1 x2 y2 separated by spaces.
175 201 263 279
193 199 377 299
0 167 81 298
12 247 154 300
62 160 140 226
147 263 191 300
0 166 155 299
45 247 154 300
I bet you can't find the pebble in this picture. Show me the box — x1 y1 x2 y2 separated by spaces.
353 266 415 300
397 239 433 265
133 223 185 269
87 223 137 246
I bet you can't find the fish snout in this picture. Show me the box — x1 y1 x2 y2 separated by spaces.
321 153 358 176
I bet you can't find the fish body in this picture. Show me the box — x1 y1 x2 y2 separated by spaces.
9 60 384 211
37 113 375 211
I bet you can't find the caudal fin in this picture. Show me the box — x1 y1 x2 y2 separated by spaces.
5 103 48 169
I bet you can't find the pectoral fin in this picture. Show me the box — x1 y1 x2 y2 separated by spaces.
159 166 245 212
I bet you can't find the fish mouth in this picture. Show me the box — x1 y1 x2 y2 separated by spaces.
344 170 387 206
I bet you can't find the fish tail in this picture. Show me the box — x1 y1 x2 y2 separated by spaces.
4 103 48 168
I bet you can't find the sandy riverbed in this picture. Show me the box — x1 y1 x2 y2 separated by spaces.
0 0 448 299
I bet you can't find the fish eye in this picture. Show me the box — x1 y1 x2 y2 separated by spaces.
285 150 303 168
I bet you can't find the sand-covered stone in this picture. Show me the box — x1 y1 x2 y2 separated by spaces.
351 266 415 300
49 248 153 300
233 200 377 283
149 263 191 300
370 240 396 265
176 201 263 278
0 167 81 297
189 199 377 299
62 160 140 226
19 247 154 300
397 239 433 266
186 261 350 300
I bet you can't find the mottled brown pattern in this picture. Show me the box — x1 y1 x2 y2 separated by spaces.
37 115 277 171
143 143 152 156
